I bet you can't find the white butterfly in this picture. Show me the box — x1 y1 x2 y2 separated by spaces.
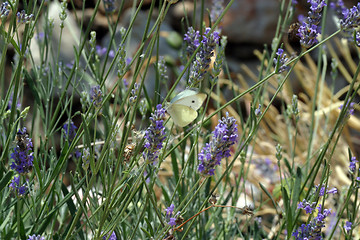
167 89 207 127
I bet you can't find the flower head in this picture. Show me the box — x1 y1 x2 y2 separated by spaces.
103 0 116 13
297 0 326 48
340 3 360 30
165 204 180 226
344 221 352 233
17 10 33 23
184 27 201 57
90 85 103 109
293 204 332 240
10 128 34 174
198 112 238 176
349 156 358 173
9 175 27 196
339 101 356 116
63 121 77 142
27 235 45 240
274 48 289 73
1 2 10 18
188 28 220 87
102 231 117 240
143 104 166 164
210 0 224 23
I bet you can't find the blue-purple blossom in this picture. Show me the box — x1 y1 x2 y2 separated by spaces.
10 128 34 174
315 184 338 196
339 3 360 30
165 204 180 226
339 101 355 116
157 56 168 82
298 199 316 214
210 0 224 23
198 112 238 176
103 0 116 13
1 1 10 17
90 85 103 109
96 45 115 58
9 175 27 195
7 92 21 110
293 204 332 240
344 221 352 233
330 1 359 43
129 83 138 104
143 104 166 164
102 231 117 240
27 235 45 240
188 27 220 86
349 156 358 173
63 121 77 142
63 121 81 158
17 10 33 23
274 48 289 73
184 27 200 57
297 0 326 48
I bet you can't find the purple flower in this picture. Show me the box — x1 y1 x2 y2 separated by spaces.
16 10 33 23
198 112 238 176
7 92 21 110
188 27 220 86
103 0 116 13
143 104 166 164
184 27 201 57
274 48 289 73
293 204 332 240
254 104 262 116
165 204 180 226
210 0 224 22
339 101 356 117
9 175 27 195
90 85 103 109
10 128 34 174
297 199 316 214
157 56 168 82
344 221 352 233
96 45 107 56
340 3 360 30
297 0 326 48
349 156 358 173
129 83 138 104
315 184 338 196
1 2 10 17
63 121 81 158
27 235 45 240
63 121 77 142
102 231 117 240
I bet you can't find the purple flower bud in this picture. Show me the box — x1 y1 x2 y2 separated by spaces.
198 112 238 176
10 128 34 174
143 104 166 164
9 175 28 196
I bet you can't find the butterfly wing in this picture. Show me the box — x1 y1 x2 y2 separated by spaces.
170 90 206 110
167 104 199 127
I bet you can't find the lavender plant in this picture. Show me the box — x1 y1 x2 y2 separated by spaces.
1 0 360 239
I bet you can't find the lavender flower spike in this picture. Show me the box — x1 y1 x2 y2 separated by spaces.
90 85 103 109
340 3 360 30
188 27 220 87
297 0 326 48
198 112 238 176
102 231 117 240
10 128 34 174
274 48 289 73
27 235 45 240
143 104 166 164
9 175 27 195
